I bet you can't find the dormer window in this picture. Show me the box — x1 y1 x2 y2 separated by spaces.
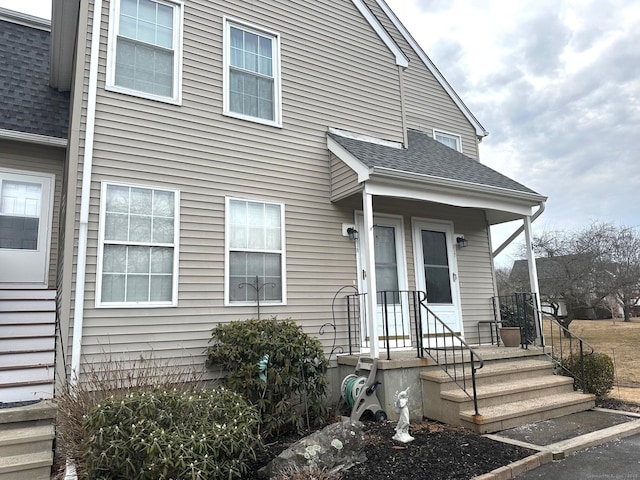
434 130 462 152
223 18 282 127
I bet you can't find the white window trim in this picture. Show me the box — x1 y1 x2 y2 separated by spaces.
433 129 463 153
96 181 180 308
105 0 184 105
224 196 287 306
222 16 283 128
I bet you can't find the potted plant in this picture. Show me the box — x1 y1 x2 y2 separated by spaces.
498 305 522 348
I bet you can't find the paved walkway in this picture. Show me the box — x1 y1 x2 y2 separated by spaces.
474 408 640 480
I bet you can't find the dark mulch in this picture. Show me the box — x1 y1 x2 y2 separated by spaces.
596 397 640 414
242 420 535 480
0 400 39 409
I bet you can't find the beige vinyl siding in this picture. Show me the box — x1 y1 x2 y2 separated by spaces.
330 154 362 201
65 0 413 369
0 140 64 287
364 0 480 159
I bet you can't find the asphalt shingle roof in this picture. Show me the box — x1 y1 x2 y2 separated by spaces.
329 129 541 196
0 19 69 139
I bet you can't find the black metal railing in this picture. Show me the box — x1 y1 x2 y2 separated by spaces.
344 290 424 359
490 293 541 347
538 309 595 394
343 289 483 415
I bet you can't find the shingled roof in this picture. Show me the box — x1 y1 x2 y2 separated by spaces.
328 129 540 196
0 17 69 139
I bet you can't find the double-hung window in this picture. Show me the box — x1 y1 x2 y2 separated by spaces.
433 130 462 152
97 183 180 307
223 18 282 127
226 198 285 305
107 0 183 103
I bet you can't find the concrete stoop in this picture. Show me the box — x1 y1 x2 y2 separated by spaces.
421 355 595 434
0 401 55 480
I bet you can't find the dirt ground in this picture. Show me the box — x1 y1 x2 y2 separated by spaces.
240 397 640 480
242 420 535 480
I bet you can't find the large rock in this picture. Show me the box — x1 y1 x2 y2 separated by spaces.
258 419 366 478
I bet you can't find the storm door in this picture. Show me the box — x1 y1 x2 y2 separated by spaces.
356 214 410 348
0 170 53 285
413 220 463 337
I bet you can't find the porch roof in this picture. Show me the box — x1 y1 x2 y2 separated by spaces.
328 129 547 224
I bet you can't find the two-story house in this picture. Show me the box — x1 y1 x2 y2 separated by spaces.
5 1 591 433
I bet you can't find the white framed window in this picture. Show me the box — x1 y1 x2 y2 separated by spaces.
106 0 184 104
96 182 180 307
223 17 282 127
225 197 286 305
433 130 462 152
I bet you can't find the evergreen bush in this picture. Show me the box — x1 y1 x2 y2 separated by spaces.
205 317 329 438
83 387 260 480
561 351 615 397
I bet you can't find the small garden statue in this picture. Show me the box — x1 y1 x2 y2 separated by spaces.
392 386 414 443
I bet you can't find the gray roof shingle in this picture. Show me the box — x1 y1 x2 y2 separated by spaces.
329 129 541 196
0 19 69 139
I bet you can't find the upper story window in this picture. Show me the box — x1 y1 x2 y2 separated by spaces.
223 18 282 127
96 182 180 307
107 0 183 104
433 130 462 152
225 197 286 305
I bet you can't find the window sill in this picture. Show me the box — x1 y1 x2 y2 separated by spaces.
223 110 283 128
105 84 182 106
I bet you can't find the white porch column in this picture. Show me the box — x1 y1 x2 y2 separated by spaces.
523 215 543 343
362 188 379 359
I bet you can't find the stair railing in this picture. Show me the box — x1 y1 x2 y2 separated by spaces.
416 293 484 416
538 311 595 394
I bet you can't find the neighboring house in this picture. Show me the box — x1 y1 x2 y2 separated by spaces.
1 0 547 403
0 9 69 402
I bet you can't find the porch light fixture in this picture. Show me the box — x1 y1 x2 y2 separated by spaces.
456 236 468 248
347 227 359 241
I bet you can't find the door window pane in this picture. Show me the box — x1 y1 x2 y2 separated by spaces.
422 229 452 304
374 226 400 303
0 181 42 250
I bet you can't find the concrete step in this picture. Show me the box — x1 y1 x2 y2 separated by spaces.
421 358 554 390
459 392 596 433
0 400 56 431
0 451 52 480
0 424 54 457
441 375 575 408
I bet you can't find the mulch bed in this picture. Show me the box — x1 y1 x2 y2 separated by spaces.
242 419 535 480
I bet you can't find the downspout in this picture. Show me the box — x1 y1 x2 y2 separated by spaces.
398 65 408 148
70 0 103 386
492 201 546 258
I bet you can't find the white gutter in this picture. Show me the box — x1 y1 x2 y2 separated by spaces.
492 201 546 257
70 0 102 386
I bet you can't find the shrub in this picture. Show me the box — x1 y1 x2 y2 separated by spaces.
55 355 204 477
83 387 260 480
205 317 329 438
561 352 615 397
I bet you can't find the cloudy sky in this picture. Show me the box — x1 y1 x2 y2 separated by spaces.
3 0 639 267
384 0 640 266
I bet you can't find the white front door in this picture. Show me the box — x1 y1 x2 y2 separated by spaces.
356 214 410 347
0 170 54 286
412 220 463 337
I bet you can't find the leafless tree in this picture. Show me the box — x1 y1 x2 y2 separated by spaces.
603 225 640 322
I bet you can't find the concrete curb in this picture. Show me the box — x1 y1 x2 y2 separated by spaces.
473 416 640 479
471 451 552 480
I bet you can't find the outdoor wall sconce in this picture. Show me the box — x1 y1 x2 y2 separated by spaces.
347 227 359 241
456 236 468 248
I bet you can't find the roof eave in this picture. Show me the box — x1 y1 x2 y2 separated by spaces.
50 0 80 91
